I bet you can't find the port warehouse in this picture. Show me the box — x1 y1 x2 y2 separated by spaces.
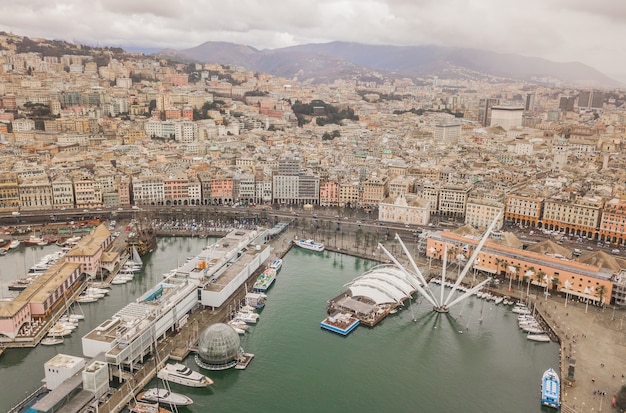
10 228 270 412
0 225 119 343
83 229 270 367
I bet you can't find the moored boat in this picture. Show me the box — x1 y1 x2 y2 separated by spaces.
528 333 551 342
235 311 259 324
137 388 193 406
541 367 560 408
40 337 64 346
157 363 214 387
128 401 171 413
293 238 325 252
253 269 276 292
23 235 46 246
269 259 283 271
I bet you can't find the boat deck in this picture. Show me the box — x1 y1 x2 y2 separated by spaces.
235 353 255 370
321 312 360 336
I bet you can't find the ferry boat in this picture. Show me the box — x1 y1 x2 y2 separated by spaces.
157 363 214 387
137 388 193 406
269 259 283 271
541 367 560 408
253 269 276 292
293 239 325 252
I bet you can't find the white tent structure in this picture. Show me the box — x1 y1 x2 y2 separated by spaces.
343 265 419 305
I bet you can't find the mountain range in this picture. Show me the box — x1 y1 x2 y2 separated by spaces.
155 41 620 88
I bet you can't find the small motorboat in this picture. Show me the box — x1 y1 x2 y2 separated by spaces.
41 337 64 346
128 400 171 413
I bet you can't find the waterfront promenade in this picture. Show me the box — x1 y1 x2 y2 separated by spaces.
284 223 626 413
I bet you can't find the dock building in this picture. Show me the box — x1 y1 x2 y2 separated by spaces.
81 229 268 380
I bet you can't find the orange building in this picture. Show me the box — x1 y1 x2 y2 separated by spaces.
599 198 626 247
210 177 234 205
426 230 615 305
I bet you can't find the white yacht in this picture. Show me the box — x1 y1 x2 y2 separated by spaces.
293 239 325 252
157 363 214 387
137 388 193 406
235 311 259 324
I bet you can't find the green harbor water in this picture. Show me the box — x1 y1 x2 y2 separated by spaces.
0 237 559 413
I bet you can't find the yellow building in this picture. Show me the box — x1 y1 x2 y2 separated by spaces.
542 196 603 239
0 172 20 211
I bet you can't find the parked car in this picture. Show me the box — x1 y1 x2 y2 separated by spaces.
612 249 620 255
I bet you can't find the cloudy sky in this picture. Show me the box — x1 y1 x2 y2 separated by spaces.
1 0 625 82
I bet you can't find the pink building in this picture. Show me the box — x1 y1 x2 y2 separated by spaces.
320 181 339 206
164 175 190 205
64 225 113 279
0 261 82 339
211 177 234 205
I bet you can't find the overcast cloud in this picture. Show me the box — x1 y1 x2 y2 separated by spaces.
1 0 624 82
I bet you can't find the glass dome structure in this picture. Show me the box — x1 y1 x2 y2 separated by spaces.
195 323 241 370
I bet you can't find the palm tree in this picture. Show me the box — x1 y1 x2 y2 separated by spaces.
596 285 606 307
551 277 560 292
535 270 546 287
495 258 508 278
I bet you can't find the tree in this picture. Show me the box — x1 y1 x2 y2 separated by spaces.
551 277 560 292
536 270 546 286
596 285 606 307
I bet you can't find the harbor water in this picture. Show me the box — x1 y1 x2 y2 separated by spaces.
0 237 559 413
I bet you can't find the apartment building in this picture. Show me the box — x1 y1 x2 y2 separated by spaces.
361 175 388 207
163 174 190 205
0 173 20 212
505 192 544 227
465 197 504 230
438 184 471 217
132 176 165 206
18 177 53 210
320 180 339 207
599 198 626 246
51 175 75 209
542 196 603 239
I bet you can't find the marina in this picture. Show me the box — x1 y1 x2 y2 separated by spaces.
0 234 561 413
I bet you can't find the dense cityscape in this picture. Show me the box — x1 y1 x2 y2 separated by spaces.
1 30 626 412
